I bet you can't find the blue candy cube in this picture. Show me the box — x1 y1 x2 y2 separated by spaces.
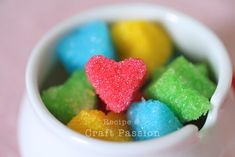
56 21 116 73
127 99 182 141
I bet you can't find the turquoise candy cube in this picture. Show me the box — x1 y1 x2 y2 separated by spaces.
56 21 116 73
127 99 182 141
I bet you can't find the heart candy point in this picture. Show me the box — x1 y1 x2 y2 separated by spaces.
85 55 147 113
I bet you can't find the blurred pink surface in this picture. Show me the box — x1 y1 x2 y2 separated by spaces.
0 0 234 156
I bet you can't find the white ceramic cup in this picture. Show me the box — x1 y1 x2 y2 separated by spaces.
19 3 234 157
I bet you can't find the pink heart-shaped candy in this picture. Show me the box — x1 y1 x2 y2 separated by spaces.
85 55 147 113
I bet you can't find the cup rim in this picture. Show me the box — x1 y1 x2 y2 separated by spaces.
26 3 232 154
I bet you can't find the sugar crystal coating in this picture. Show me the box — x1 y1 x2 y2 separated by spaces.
147 68 212 123
150 63 208 82
128 99 182 141
85 55 147 112
111 20 172 73
85 55 147 113
56 21 116 73
67 110 132 141
41 70 97 124
168 56 215 98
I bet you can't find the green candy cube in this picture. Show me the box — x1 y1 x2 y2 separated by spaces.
145 61 211 97
41 70 97 124
168 56 215 98
145 56 216 123
150 63 208 82
148 68 211 123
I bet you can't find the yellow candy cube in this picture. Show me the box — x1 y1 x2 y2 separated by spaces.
67 110 132 142
111 20 173 73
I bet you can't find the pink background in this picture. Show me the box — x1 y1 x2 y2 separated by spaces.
0 0 234 156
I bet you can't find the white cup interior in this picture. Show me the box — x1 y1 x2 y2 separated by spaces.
26 3 233 155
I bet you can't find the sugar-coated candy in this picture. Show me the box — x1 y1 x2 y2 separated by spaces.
67 110 132 141
56 21 116 73
168 56 215 98
85 55 147 113
111 20 172 73
162 63 209 77
127 99 182 141
149 62 208 83
41 70 97 124
41 18 220 142
147 68 211 123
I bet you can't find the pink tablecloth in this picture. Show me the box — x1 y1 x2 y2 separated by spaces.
0 0 234 156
